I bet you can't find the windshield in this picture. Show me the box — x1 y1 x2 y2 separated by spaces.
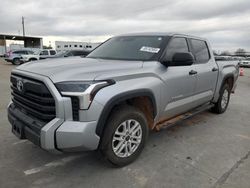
87 36 168 61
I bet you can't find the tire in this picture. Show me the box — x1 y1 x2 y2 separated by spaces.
100 105 148 167
12 58 21 65
212 84 231 114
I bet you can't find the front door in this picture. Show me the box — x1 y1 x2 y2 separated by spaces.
160 37 197 119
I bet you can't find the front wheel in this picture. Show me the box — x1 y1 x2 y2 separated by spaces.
100 105 148 167
212 84 231 114
12 58 21 65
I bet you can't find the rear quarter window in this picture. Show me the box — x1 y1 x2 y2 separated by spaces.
190 39 210 63
40 50 49 55
49 50 56 55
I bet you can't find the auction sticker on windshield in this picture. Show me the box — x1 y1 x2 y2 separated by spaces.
140 46 160 53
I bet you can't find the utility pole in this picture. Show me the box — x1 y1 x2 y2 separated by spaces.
3 35 7 54
22 16 25 37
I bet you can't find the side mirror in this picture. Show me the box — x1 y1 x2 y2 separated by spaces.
171 52 194 66
161 52 195 66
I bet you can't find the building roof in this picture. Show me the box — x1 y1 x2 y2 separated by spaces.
0 34 42 40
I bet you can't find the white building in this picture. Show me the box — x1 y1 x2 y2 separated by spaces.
55 41 101 52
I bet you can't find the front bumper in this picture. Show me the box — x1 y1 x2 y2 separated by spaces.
56 121 100 152
8 102 100 152
5 58 12 62
8 103 41 146
7 69 101 153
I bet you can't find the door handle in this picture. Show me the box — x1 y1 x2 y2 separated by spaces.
212 67 218 72
189 70 197 75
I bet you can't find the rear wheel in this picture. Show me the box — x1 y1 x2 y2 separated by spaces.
212 84 231 114
12 58 21 65
100 105 148 167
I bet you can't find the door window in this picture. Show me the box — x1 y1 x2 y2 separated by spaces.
166 37 189 62
49 50 56 55
14 51 26 54
40 50 49 55
190 39 210 63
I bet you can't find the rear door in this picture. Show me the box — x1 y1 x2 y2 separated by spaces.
189 39 218 106
160 37 198 119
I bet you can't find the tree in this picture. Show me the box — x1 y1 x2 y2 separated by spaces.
235 48 246 56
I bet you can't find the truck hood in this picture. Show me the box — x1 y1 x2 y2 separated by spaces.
16 57 143 83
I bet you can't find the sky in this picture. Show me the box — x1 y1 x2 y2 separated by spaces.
0 0 250 52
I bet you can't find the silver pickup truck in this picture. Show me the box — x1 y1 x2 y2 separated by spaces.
8 33 239 166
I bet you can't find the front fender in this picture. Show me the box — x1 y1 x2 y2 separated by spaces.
93 77 162 137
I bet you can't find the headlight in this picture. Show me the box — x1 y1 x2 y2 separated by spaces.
55 80 114 109
56 81 92 93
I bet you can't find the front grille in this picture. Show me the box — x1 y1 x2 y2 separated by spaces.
10 74 56 125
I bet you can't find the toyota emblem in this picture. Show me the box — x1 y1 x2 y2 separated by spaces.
17 80 24 92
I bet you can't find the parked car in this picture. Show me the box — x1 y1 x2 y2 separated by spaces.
48 49 90 58
214 55 234 61
20 49 57 63
20 52 40 63
4 49 34 65
39 49 57 59
239 58 250 67
8 33 239 167
20 49 89 63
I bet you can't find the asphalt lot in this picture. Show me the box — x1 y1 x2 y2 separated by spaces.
0 58 250 188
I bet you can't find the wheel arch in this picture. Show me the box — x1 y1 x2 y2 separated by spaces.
95 89 157 138
12 57 20 61
221 74 234 91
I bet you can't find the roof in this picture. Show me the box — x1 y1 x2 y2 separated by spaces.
0 34 42 40
117 32 206 40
